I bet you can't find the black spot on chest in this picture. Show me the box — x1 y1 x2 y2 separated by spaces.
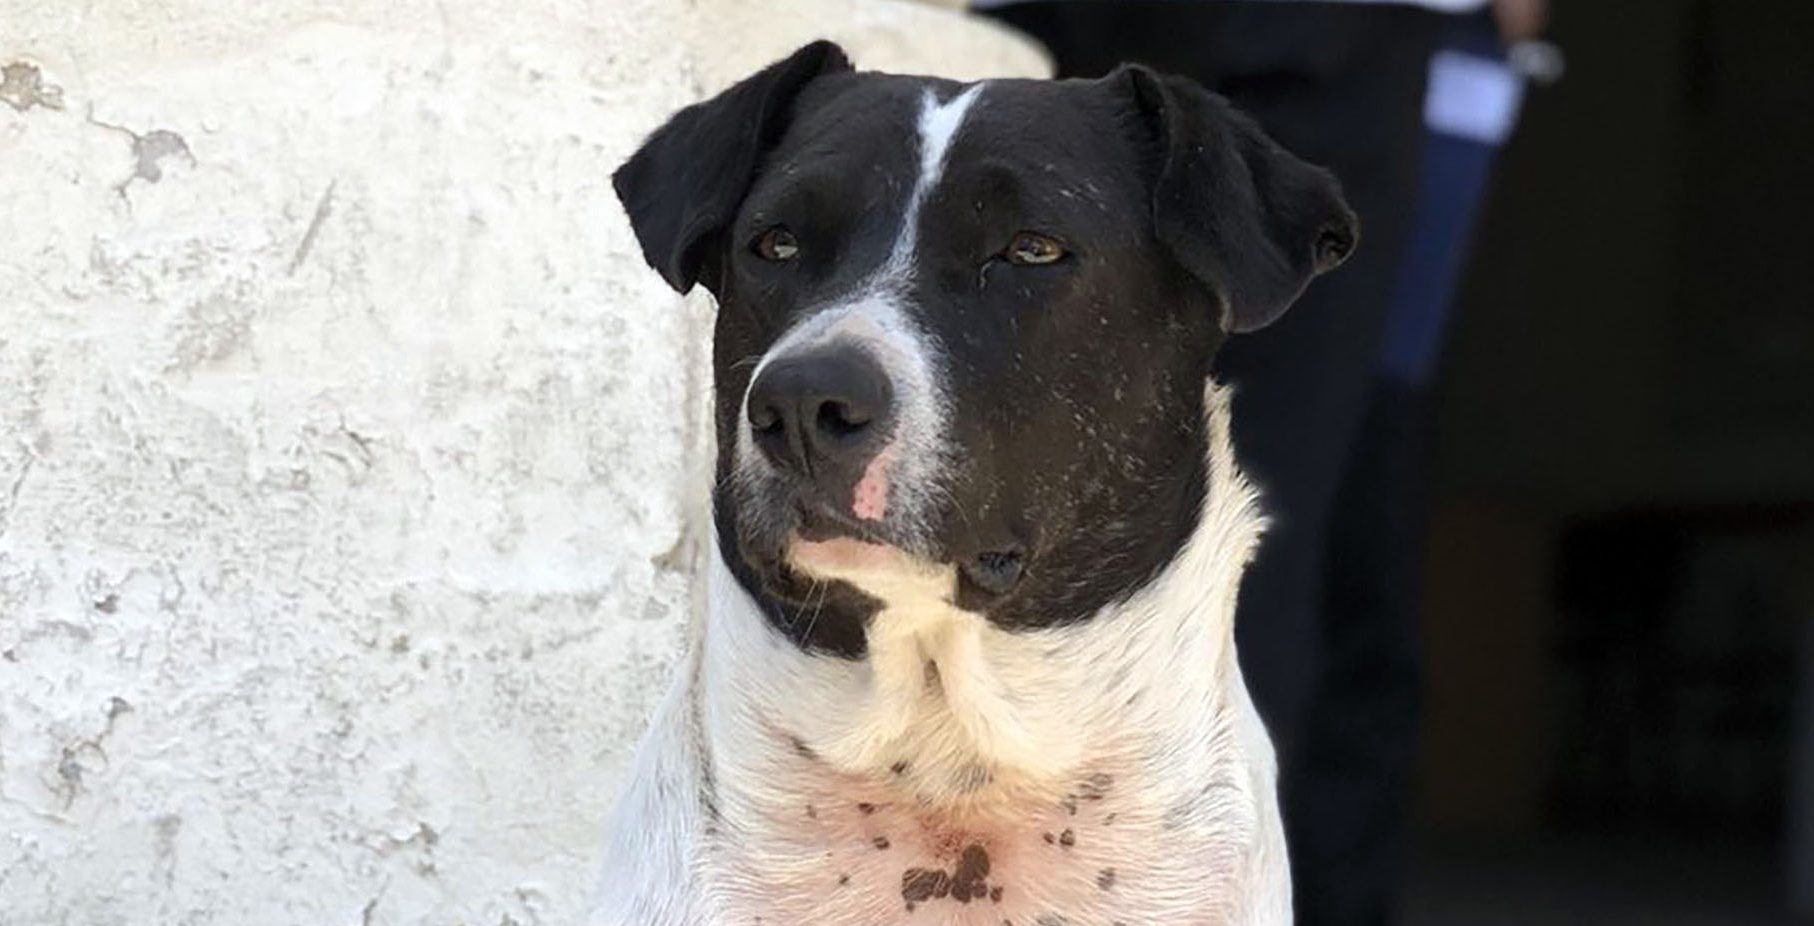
899 843 995 911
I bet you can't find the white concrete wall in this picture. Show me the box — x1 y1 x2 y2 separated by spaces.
0 3 1045 922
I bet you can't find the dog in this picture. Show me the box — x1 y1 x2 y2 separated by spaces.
593 40 1356 926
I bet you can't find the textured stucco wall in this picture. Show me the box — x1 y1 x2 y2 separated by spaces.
0 3 1044 923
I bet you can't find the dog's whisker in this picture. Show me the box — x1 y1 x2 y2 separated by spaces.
797 577 830 647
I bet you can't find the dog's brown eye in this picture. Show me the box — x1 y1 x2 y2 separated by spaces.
754 226 800 262
1005 231 1066 266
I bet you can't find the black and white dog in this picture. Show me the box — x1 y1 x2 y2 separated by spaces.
594 41 1356 926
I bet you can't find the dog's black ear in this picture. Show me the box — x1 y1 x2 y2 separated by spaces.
1118 66 1359 332
613 41 852 294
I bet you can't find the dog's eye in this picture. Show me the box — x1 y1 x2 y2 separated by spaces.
753 226 800 262
1004 231 1067 266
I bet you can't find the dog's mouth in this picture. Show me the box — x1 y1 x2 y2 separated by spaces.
785 500 928 579
793 499 881 545
792 502 1028 592
733 482 1035 615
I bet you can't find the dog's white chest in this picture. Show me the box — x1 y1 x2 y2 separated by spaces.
712 761 1259 926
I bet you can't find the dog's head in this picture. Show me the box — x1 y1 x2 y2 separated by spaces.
615 42 1355 657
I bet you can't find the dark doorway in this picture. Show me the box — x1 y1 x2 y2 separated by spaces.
1409 1 1814 922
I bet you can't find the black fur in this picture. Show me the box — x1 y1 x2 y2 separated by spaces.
1121 65 1359 332
613 43 1355 657
612 41 852 293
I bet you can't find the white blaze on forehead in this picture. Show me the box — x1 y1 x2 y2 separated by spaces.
740 82 985 381
887 83 985 269
822 84 979 524
737 82 984 534
918 84 985 178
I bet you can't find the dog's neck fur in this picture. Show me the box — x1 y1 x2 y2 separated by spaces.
594 385 1290 925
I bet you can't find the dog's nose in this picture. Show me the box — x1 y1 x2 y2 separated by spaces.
747 348 893 476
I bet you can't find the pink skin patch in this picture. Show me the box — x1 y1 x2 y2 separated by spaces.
851 446 894 521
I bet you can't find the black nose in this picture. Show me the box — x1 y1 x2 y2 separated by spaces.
747 348 893 476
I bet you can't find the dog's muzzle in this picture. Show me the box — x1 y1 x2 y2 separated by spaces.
747 345 896 529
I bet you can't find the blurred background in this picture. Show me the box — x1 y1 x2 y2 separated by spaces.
1413 1 1813 922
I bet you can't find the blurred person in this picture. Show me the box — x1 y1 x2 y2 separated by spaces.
974 1 1545 924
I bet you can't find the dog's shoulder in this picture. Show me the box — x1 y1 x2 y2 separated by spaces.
589 665 711 925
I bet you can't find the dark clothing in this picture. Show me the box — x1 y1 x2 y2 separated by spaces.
980 4 1442 924
1381 14 1517 387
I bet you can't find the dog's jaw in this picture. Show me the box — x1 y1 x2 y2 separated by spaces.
782 533 1079 812
751 385 1265 812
